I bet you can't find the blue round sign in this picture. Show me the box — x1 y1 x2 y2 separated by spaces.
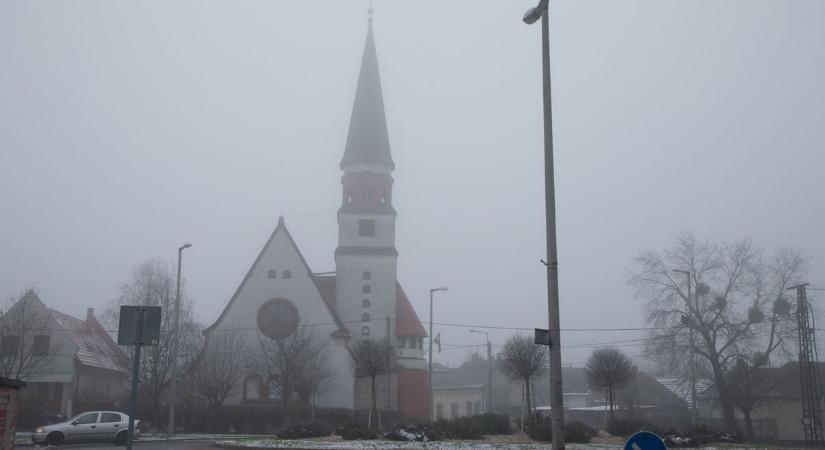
624 431 666 450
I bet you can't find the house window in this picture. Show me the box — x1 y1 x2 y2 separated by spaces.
474 401 481 414
361 326 370 336
436 403 444 420
363 271 371 280
363 285 370 294
1 336 19 356
397 337 406 348
419 337 424 349
466 401 473 416
32 335 50 356
362 299 371 308
358 219 376 237
267 270 277 279
362 313 370 322
244 376 262 400
409 337 417 349
450 403 459 418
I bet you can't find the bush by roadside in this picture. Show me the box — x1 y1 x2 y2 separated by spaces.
528 419 597 443
275 420 332 439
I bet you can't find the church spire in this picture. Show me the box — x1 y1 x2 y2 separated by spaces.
340 8 394 170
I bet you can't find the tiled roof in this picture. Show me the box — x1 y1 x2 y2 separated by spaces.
396 285 427 337
50 309 129 373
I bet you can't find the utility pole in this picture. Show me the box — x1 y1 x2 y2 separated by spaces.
523 2 564 448
167 242 191 436
428 287 447 421
789 283 823 448
673 269 698 426
385 315 391 411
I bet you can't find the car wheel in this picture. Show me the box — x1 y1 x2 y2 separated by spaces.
115 431 128 446
45 432 64 447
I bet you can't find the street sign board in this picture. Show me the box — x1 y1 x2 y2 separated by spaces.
624 431 666 450
534 328 551 346
117 306 162 346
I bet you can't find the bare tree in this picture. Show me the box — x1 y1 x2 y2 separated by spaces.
726 357 785 442
347 338 394 430
294 338 333 419
253 326 326 422
191 330 246 408
630 232 805 433
585 347 634 423
105 259 201 432
499 334 548 428
0 289 62 381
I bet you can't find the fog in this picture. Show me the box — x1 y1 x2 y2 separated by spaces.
1 0 823 368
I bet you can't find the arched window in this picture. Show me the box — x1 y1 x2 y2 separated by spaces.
267 270 277 279
362 299 371 308
283 270 291 279
362 313 370 322
361 326 370 336
362 285 370 294
363 271 371 280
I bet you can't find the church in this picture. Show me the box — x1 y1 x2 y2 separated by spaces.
203 11 428 418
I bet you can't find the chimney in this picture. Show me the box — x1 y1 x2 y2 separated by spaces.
86 308 95 330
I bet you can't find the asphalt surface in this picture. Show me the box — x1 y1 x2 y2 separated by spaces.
28 441 219 450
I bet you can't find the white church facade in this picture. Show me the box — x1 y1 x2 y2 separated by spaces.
203 13 428 418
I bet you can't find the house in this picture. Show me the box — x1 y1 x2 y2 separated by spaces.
0 290 129 421
202 10 428 418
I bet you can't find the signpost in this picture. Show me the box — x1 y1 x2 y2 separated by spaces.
624 431 667 450
534 328 552 347
118 306 162 450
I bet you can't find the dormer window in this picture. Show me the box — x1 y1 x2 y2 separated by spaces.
362 285 370 294
283 270 292 279
267 270 277 279
363 271 371 280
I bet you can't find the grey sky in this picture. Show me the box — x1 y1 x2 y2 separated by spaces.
1 0 823 367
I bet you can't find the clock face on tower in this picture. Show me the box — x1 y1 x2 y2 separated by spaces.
257 298 299 339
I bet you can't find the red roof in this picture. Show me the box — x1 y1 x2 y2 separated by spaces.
396 285 427 337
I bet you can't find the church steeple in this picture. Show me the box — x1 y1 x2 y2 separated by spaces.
340 10 394 170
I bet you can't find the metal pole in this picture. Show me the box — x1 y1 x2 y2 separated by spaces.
536 4 565 449
385 315 391 410
487 340 492 413
428 290 434 422
168 243 189 436
126 308 145 450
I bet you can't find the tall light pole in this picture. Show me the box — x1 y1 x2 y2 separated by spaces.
428 287 447 421
673 268 697 426
168 242 191 436
470 329 493 413
523 2 564 449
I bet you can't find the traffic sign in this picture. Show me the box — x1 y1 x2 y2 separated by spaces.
624 431 666 450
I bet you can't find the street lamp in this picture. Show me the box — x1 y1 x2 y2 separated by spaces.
673 268 698 426
523 1 564 449
428 287 448 421
168 242 192 436
470 329 493 413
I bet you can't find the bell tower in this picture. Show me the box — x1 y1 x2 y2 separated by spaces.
335 8 398 340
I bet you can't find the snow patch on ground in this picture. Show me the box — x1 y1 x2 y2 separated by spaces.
216 439 619 450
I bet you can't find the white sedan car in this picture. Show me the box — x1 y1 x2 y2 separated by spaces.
32 411 139 446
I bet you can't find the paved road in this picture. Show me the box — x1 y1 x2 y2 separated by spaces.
29 441 219 450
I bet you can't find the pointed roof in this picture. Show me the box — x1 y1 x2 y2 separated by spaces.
340 14 394 170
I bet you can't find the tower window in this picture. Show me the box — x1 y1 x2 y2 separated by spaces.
362 299 371 308
358 219 376 237
362 313 370 322
363 271 371 280
283 270 292 279
267 270 277 279
361 326 370 336
363 285 370 294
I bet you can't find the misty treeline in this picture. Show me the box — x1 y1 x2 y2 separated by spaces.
631 231 807 437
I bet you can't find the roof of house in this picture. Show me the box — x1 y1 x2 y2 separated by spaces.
698 361 825 400
657 377 712 407
49 309 129 373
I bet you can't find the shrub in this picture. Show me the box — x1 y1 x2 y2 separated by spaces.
433 417 484 439
475 413 511 435
528 419 596 444
607 418 650 437
276 420 332 439
337 423 377 440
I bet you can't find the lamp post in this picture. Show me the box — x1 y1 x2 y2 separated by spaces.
470 329 493 413
523 2 564 449
673 268 698 426
168 242 191 436
428 287 447 421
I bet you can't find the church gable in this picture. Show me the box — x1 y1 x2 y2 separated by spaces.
205 217 349 339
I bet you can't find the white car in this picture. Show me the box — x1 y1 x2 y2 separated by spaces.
31 411 139 446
